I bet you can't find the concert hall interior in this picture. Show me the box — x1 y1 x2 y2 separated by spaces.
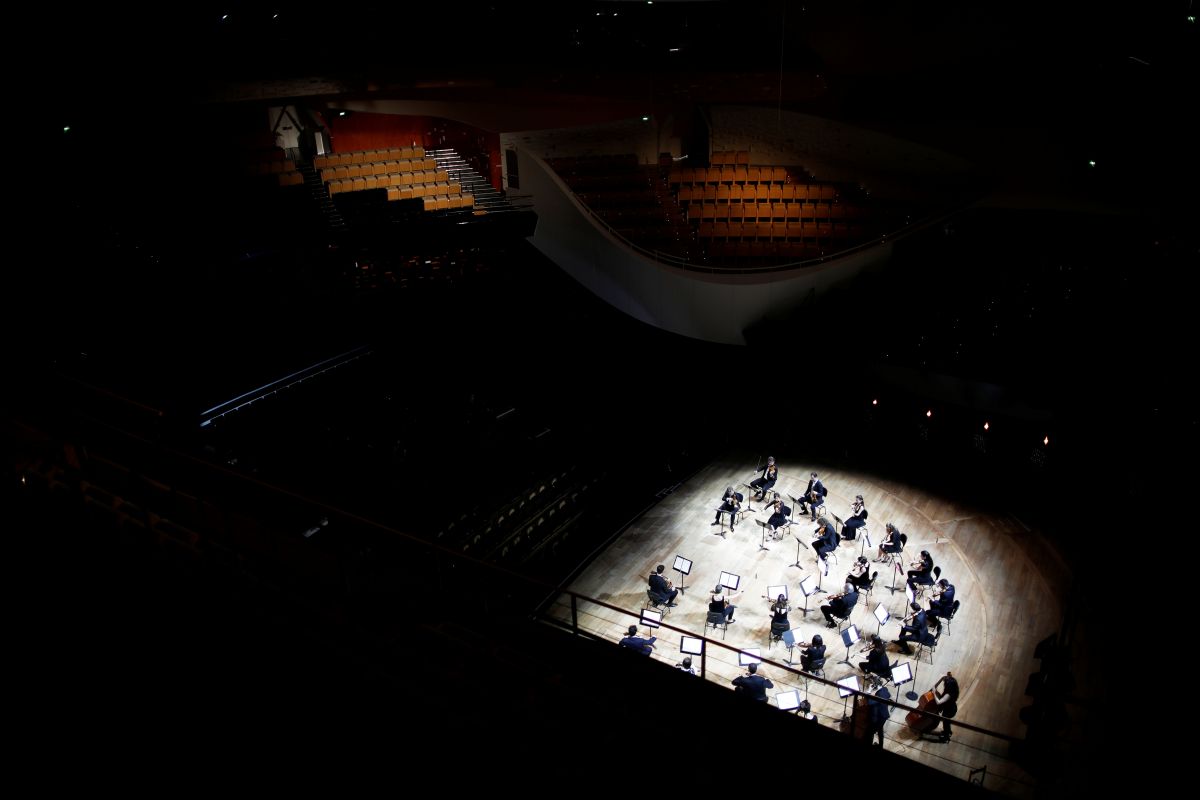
9 0 1193 790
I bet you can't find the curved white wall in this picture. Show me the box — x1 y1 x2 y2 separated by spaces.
521 149 891 346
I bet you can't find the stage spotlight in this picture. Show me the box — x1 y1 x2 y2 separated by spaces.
1043 436 1050 446
983 422 989 431
871 399 877 406
926 410 932 418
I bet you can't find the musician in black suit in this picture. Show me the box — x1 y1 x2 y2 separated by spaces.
865 686 893 747
619 625 656 656
820 581 859 628
749 457 778 500
800 634 826 673
796 472 827 520
811 518 839 570
731 663 773 701
841 495 868 540
895 601 931 655
648 564 678 606
714 485 744 529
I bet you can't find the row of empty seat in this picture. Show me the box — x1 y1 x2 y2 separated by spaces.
313 147 425 169
696 220 868 241
670 165 798 186
328 176 463 198
687 201 869 223
710 150 751 165
319 158 438 182
416 192 475 210
677 183 839 203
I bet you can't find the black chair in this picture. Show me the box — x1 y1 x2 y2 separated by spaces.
932 599 960 636
913 565 940 599
828 593 859 631
647 588 672 616
860 570 879 608
770 619 790 645
914 624 942 665
706 610 728 640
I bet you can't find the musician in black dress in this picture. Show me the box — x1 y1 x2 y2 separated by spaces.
749 457 778 500
847 556 872 590
800 634 826 673
841 495 868 540
766 495 791 539
769 593 790 638
931 671 960 741
906 550 935 590
859 635 892 682
876 522 902 562
714 485 744 529
709 590 737 623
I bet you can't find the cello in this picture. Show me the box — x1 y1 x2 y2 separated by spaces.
906 690 939 734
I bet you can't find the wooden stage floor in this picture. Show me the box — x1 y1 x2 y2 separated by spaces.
550 453 1069 796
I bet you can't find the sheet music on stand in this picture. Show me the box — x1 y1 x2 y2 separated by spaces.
776 689 801 711
799 574 818 597
719 571 741 592
836 675 861 698
767 584 789 602
873 602 891 627
673 555 692 575
738 648 762 667
891 661 913 688
640 608 663 629
905 582 915 607
841 625 860 648
680 636 705 656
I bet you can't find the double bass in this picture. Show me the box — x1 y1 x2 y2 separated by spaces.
906 690 940 734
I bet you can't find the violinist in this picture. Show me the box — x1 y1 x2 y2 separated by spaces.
811 518 839 572
841 494 868 540
894 601 931 655
847 555 872 591
648 564 678 606
799 634 826 673
876 522 902 562
709 589 738 624
749 457 778 500
766 494 791 539
928 578 956 627
859 634 893 682
796 472 827 520
820 581 859 628
906 550 935 590
714 485 745 529
769 593 791 638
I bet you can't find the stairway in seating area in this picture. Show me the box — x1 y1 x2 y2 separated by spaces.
426 148 514 213
294 157 346 232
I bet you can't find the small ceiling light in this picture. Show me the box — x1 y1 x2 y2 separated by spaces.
983 421 989 431
926 410 932 418
1043 435 1050 446
871 399 877 406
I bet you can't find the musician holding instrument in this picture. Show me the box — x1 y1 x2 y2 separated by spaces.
811 518 839 573
930 671 960 741
648 564 679 606
749 457 778 501
709 589 739 624
894 601 932 655
713 485 745 529
928 578 956 627
731 662 773 701
796 471 827 520
847 556 872 590
841 494 868 540
618 624 656 656
799 634 826 673
865 685 893 747
769 593 791 638
859 634 892 682
876 522 902 562
906 550 935 590
820 581 859 628
766 494 791 539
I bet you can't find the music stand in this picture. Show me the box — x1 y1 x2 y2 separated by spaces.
892 660 916 700
860 530 872 558
899 582 914 617
838 624 861 667
738 648 762 667
837 675 861 722
781 629 800 666
741 483 758 512
681 636 704 656
756 519 771 552
889 556 903 594
873 602 890 637
641 608 663 630
673 555 692 594
789 526 806 568
776 689 801 712
798 574 819 617
719 571 741 593
766 584 789 603
712 507 729 538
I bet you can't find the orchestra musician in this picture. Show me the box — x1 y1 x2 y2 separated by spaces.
713 485 745 529
769 593 791 638
928 578 956 627
906 550 935 590
619 624 656 656
894 601 933 655
820 581 859 628
796 471 827 520
847 555 872 590
858 634 893 683
749 457 778 500
709 588 739 624
648 564 679 606
765 494 791 539
875 522 902 562
841 494 868 540
865 685 893 747
930 671 960 741
799 634 826 673
811 518 839 573
731 662 773 701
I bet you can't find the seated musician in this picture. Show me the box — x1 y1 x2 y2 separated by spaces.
749 457 778 500
847 556 872 590
894 601 934 655
876 522 902 562
906 550 935 590
811 518 839 572
841 495 868 540
796 471 827 520
766 495 791 539
800 634 826 673
859 635 893 682
709 589 738 624
713 485 744 529
648 564 678 606
769 593 790 637
928 579 956 626
820 581 859 628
